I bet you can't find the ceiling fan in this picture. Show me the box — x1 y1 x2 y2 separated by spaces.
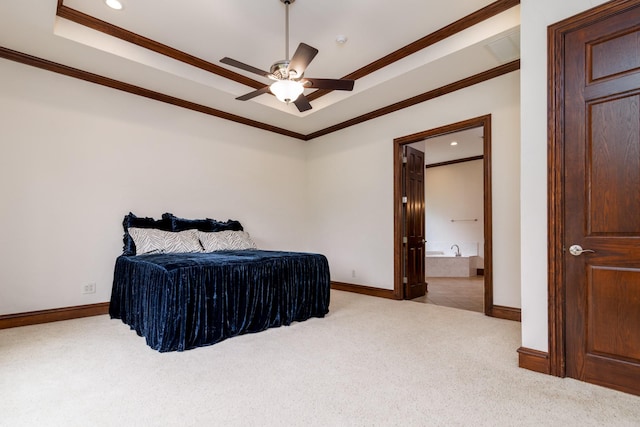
220 0 355 112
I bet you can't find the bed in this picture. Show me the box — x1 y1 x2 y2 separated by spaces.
109 213 331 352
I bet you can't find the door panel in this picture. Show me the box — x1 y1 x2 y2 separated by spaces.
588 267 640 363
404 146 426 299
588 95 640 234
563 3 640 395
589 30 640 81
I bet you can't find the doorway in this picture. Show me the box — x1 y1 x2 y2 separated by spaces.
394 115 494 316
412 129 485 313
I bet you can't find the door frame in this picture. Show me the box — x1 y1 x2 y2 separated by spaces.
393 114 493 315
547 0 639 378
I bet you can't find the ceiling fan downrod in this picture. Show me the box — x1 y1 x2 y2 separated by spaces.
281 0 295 63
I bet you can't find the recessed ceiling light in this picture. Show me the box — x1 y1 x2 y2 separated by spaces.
450 141 458 146
105 0 123 10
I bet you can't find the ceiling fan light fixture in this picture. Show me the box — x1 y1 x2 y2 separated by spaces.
270 79 304 104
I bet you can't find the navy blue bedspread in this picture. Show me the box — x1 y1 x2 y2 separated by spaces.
109 250 330 352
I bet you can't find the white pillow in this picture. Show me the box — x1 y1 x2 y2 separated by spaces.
197 230 258 252
128 228 203 255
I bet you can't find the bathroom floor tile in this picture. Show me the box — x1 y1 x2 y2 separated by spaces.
411 276 484 313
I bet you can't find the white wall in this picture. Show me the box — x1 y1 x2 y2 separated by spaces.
306 71 521 308
0 59 309 315
1 51 522 316
519 0 609 351
425 160 484 265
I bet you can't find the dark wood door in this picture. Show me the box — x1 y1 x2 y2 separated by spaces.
563 3 640 395
404 146 426 299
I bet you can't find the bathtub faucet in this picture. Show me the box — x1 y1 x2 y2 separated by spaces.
451 244 461 257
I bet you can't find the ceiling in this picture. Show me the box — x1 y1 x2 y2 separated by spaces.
0 0 520 139
411 127 484 165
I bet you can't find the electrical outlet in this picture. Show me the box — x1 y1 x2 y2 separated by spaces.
82 282 96 294
351 269 356 278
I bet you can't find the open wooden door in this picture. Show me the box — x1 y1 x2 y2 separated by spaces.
553 0 640 396
403 145 426 299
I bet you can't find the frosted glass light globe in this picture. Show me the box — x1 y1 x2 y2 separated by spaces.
270 80 304 104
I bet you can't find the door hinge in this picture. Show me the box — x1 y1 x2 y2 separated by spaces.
403 277 408 284
402 156 408 164
402 196 408 204
403 236 408 244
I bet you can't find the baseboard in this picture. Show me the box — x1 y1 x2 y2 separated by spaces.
0 302 110 329
330 282 398 299
490 305 521 322
517 347 551 375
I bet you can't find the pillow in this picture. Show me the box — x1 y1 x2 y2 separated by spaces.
128 228 203 255
162 213 244 232
122 212 172 255
197 230 258 252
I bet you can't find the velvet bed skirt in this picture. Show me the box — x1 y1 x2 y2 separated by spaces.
109 250 330 352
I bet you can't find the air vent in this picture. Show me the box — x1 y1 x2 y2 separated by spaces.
485 32 520 64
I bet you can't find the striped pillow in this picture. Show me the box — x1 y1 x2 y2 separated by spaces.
128 228 203 255
197 230 257 252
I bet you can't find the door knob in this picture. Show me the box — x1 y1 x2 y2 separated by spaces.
569 245 595 256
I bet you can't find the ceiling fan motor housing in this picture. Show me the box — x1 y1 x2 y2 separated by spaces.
270 60 297 80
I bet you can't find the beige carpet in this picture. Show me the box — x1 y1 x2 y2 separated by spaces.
1 290 638 426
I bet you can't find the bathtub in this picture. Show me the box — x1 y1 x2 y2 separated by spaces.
426 252 478 277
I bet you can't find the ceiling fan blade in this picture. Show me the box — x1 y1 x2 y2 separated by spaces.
236 85 271 101
303 78 355 91
220 57 271 78
288 43 318 77
293 94 312 112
